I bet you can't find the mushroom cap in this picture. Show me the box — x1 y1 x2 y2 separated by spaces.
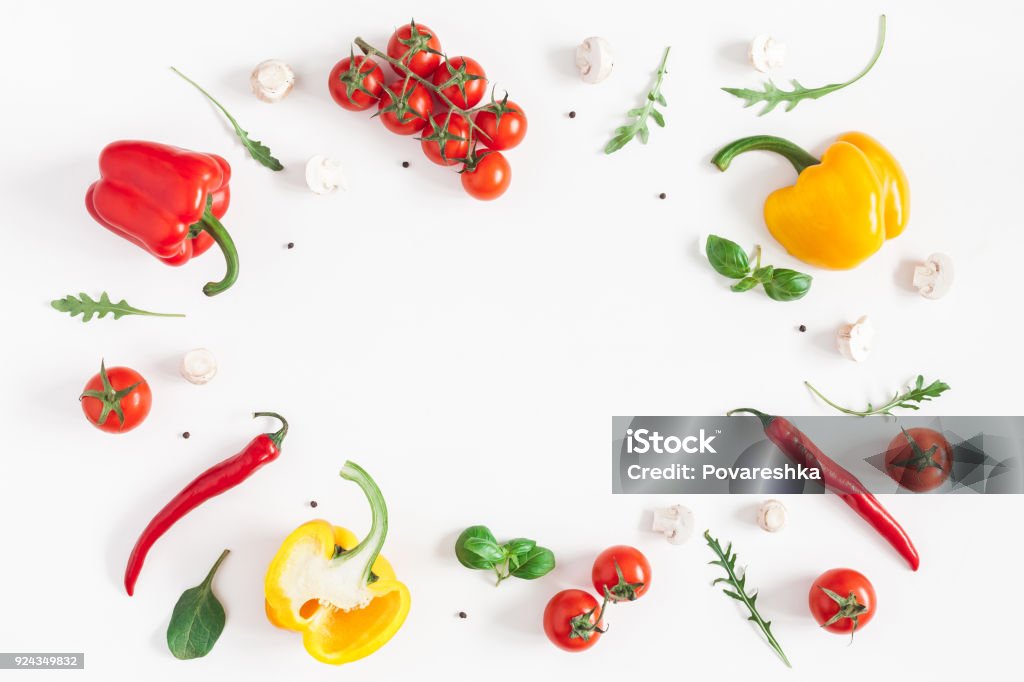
180 348 217 385
250 59 295 103
305 155 347 195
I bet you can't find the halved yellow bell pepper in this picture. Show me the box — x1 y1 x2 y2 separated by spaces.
265 462 410 665
711 132 909 269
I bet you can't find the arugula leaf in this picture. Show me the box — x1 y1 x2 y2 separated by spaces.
705 531 790 668
167 550 229 660
723 15 886 115
805 375 951 417
171 67 283 171
605 47 671 154
51 292 184 322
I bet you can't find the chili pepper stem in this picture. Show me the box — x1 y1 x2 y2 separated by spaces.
711 135 821 174
725 408 774 429
253 412 288 448
199 207 239 297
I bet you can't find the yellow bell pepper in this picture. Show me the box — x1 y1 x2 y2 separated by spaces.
711 132 909 269
264 461 410 665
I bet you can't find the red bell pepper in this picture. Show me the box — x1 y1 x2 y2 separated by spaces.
85 140 240 296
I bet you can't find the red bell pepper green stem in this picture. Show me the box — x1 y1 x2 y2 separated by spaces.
727 408 920 571
123 412 287 595
711 135 821 174
197 206 239 297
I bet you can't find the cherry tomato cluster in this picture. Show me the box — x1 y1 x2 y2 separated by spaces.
328 20 528 201
543 545 651 652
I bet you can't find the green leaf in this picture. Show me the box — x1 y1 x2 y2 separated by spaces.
751 265 775 284
705 235 751 279
503 538 536 556
723 15 886 116
455 526 500 569
464 537 504 564
167 550 229 660
704 531 790 667
805 375 950 417
171 67 284 171
730 277 758 293
51 292 184 322
763 269 812 301
508 546 556 580
605 46 670 154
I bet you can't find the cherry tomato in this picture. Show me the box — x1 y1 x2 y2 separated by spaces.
377 79 432 135
80 361 151 433
809 568 876 637
387 22 442 78
431 56 487 109
884 428 953 492
475 99 527 150
328 56 384 111
420 112 471 166
461 151 511 200
591 545 651 602
543 589 604 652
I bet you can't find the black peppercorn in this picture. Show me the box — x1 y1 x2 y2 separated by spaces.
798 325 807 332
568 111 576 119
287 242 294 249
310 500 318 508
659 192 667 200
402 161 410 168
458 611 467 619
182 431 190 439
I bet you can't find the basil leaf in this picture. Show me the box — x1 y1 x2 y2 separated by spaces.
763 269 812 301
455 526 500 569
508 546 556 580
731 277 758 292
706 235 751 279
504 538 536 556
167 550 229 660
752 265 775 284
464 538 504 564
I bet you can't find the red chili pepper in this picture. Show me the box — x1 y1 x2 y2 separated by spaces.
728 408 920 571
123 412 287 595
86 140 239 296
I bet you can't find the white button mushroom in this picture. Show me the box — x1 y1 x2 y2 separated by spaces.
250 59 295 103
575 37 614 84
912 253 954 299
756 499 787 532
651 504 694 545
749 35 787 73
836 315 874 362
305 155 347 195
180 348 218 385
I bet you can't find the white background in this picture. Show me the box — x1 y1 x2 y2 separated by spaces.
1 1 1021 680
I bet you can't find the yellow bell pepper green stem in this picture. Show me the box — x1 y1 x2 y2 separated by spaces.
264 461 410 666
711 132 909 270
